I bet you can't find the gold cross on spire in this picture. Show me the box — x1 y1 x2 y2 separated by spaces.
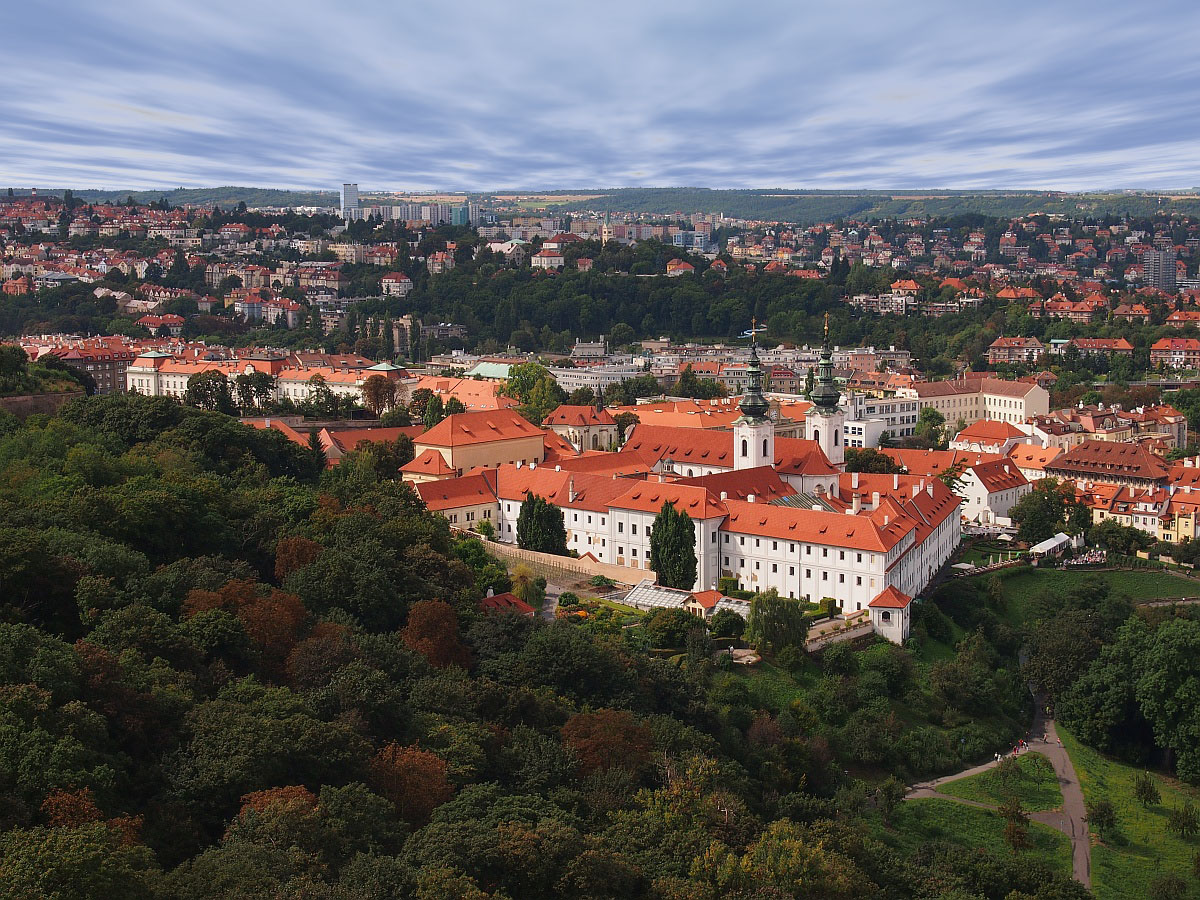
824 311 829 338
751 316 757 333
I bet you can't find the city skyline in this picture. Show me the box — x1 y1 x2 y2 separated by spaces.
4 0 1200 192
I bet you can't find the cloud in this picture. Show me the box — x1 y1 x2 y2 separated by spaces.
2 0 1199 191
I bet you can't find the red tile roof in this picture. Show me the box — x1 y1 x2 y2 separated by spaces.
417 409 544 447
868 586 912 608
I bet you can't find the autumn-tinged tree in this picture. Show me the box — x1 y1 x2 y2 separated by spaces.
561 709 653 775
41 787 103 828
369 743 453 826
274 536 324 581
401 599 472 669
361 374 398 416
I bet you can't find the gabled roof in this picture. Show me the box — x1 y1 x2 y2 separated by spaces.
480 591 534 616
416 409 544 448
954 419 1027 442
969 458 1028 493
414 471 498 511
611 482 727 519
1007 444 1062 472
1046 439 1170 482
678 466 797 503
869 586 912 609
402 448 457 476
543 405 617 427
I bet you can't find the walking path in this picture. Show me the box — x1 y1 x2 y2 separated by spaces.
905 705 1091 889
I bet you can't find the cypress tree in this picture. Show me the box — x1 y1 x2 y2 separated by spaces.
650 501 697 590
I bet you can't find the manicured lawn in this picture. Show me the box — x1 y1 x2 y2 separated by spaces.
958 545 1022 567
1060 726 1200 900
872 798 1072 879
939 752 1063 812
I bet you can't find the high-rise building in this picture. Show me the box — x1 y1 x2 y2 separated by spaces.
450 205 471 226
1144 248 1177 293
341 183 360 218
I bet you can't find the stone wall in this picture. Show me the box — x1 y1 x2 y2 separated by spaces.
0 391 86 419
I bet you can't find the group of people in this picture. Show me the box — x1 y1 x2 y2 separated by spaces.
1065 548 1106 566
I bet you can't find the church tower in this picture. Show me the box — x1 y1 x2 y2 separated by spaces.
733 324 774 470
808 313 845 467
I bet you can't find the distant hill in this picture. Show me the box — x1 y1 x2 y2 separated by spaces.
39 186 339 208
547 187 1200 223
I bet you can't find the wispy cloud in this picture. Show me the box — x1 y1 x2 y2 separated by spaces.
3 0 1199 191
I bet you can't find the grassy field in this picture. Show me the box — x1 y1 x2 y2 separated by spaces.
938 752 1063 812
1060 727 1200 899
871 798 1072 879
967 568 1199 626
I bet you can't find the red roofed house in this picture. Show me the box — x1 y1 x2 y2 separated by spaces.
958 458 1030 525
987 336 1045 364
666 259 695 276
531 249 565 270
413 408 547 475
949 419 1033 455
1151 338 1200 370
542 404 618 451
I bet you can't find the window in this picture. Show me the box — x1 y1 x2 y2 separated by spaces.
755 562 760 570
789 565 795 575
755 539 760 548
741 438 748 457
739 537 745 546
618 522 624 533
856 576 862 586
771 563 777 573
822 571 828 580
772 541 777 550
839 574 844 583
839 551 845 560
806 545 811 555
822 548 828 558
631 524 638 535
805 569 811 578
881 610 891 622
857 553 862 563
724 557 729 566
724 534 729 543
618 546 624 555
632 548 637 557
762 438 769 457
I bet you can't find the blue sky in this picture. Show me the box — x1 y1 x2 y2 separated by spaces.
5 0 1200 192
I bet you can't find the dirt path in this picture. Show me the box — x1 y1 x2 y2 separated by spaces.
904 706 1091 889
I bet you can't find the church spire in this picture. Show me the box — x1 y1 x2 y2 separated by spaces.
738 317 769 421
810 311 841 414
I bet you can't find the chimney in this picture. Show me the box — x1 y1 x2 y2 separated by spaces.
748 494 756 503
569 476 578 503
720 491 728 501
852 471 860 489
871 491 880 507
516 460 523 469
893 473 900 490
927 481 934 497
884 515 890 525
852 494 861 513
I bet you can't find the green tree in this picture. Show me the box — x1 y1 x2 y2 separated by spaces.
0 823 158 899
649 501 697 590
1134 771 1161 807
423 394 445 429
844 447 902 474
1011 478 1077 544
444 396 466 415
745 589 809 655
515 491 567 556
184 371 236 413
915 406 946 447
709 608 746 639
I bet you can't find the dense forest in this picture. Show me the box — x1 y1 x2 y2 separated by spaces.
0 393 1093 898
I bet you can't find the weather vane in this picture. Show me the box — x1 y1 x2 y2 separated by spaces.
739 318 766 341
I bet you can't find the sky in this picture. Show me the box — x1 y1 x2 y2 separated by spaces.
5 0 1200 192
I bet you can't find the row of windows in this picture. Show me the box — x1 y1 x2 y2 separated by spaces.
721 559 865 586
722 535 866 564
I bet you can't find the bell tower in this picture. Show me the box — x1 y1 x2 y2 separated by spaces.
734 319 774 470
808 313 845 467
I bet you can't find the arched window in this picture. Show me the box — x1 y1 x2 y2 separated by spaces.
812 429 820 445
741 438 748 457
762 438 769 457
881 610 891 622
834 429 840 446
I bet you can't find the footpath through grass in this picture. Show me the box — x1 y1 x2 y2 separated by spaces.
1060 727 1200 899
871 798 1072 879
938 752 1062 812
